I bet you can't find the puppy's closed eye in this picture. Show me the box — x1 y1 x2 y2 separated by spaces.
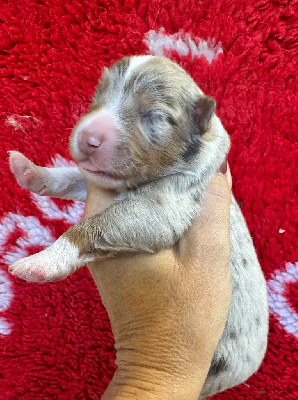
141 110 177 144
141 110 165 141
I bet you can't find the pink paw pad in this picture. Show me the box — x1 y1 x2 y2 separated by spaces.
9 265 46 283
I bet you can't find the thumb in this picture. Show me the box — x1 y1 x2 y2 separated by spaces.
179 163 232 263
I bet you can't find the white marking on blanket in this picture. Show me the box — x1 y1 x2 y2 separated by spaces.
0 213 54 265
267 262 298 337
145 28 223 63
5 114 42 131
31 194 84 224
0 270 13 335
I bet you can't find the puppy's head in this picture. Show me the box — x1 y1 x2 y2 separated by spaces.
70 56 216 189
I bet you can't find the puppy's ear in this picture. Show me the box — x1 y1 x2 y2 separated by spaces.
194 96 216 134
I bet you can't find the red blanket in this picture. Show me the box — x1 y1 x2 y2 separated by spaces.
0 1 297 399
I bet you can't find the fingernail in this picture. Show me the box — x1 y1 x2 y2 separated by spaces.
217 158 232 189
219 158 227 174
226 163 232 189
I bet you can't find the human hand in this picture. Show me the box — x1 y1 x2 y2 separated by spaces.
84 165 232 399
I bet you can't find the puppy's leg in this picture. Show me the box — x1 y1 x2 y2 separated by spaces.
9 177 200 282
9 151 87 201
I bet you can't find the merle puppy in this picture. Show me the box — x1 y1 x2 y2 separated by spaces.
9 56 268 398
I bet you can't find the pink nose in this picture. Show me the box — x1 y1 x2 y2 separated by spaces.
78 129 102 155
76 113 117 157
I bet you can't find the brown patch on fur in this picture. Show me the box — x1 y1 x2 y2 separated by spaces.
70 56 217 187
194 96 216 134
91 57 131 111
64 217 109 257
111 56 131 75
63 223 91 254
203 118 218 142
117 57 201 178
90 71 109 111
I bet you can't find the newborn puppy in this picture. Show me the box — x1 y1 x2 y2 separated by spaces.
9 56 268 398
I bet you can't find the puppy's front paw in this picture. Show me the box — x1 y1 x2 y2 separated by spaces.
9 237 86 282
9 151 49 195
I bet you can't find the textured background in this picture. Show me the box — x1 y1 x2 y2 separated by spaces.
0 0 297 399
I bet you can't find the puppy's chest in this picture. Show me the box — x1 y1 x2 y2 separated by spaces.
114 176 202 224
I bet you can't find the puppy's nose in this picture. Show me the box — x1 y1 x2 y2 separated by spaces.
87 136 101 147
75 112 117 157
78 130 102 155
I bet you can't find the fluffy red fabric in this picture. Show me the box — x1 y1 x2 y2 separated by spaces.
0 1 297 399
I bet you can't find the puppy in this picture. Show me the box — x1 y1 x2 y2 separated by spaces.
9 56 268 398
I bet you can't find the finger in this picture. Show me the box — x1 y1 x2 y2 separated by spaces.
83 182 116 220
219 159 232 189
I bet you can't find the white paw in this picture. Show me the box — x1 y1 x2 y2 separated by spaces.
9 151 48 195
9 237 86 282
